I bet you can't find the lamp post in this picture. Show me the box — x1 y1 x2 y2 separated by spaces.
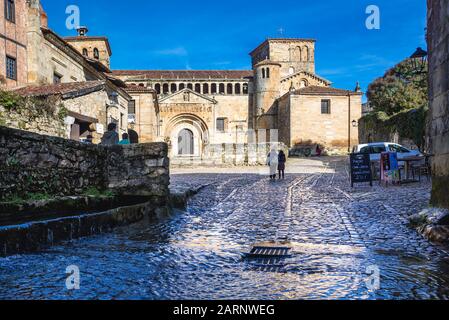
410 47 428 74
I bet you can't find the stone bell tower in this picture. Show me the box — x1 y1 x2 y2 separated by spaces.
64 27 112 69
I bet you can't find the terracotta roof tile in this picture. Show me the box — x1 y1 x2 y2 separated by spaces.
125 84 156 94
112 70 253 80
293 86 362 96
12 81 106 98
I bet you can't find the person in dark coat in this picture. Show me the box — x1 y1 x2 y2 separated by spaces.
101 123 119 146
278 150 287 179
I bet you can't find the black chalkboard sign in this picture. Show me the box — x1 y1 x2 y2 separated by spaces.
350 153 373 187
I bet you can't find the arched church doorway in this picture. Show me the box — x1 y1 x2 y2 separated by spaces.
178 128 194 155
165 114 209 158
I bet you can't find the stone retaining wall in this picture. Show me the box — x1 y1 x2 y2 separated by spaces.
0 126 169 202
358 118 417 150
0 201 170 257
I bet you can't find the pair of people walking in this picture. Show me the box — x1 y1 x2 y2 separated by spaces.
100 123 131 146
267 149 287 180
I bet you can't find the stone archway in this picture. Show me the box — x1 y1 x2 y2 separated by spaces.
165 114 209 158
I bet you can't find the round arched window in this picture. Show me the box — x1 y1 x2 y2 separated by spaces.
93 48 100 59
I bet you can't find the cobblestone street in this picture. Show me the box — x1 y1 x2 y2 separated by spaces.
1 157 449 300
171 157 449 299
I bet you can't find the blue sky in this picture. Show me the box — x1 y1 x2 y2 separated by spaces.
44 0 426 99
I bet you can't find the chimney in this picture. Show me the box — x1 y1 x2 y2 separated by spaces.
77 26 89 37
39 4 48 28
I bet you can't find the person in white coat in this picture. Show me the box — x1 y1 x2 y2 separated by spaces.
267 149 279 180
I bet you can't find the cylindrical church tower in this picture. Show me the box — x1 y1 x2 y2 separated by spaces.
253 60 281 128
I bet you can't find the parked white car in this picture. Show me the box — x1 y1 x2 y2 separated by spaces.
352 143 422 161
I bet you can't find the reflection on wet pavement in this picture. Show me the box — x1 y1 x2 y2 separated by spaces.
1 158 449 300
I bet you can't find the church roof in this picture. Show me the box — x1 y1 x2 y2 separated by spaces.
112 70 253 80
292 86 363 96
281 70 332 86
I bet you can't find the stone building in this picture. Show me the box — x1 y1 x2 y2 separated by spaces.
427 0 449 209
113 39 362 159
0 0 29 88
1 0 131 142
113 70 253 158
277 86 362 151
12 81 131 143
125 85 160 143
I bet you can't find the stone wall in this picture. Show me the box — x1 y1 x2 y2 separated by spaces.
107 143 169 201
0 126 169 202
279 93 362 153
250 39 316 75
427 0 449 209
358 117 418 150
0 102 66 138
65 37 111 69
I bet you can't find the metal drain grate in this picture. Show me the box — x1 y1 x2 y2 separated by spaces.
246 246 292 258
244 243 292 272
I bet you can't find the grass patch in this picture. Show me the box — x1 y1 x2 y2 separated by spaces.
1 188 116 205
2 193 53 205
83 187 115 198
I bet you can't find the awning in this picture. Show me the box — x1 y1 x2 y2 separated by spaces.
67 110 99 124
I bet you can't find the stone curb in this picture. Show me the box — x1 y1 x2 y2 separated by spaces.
169 184 211 210
0 201 165 257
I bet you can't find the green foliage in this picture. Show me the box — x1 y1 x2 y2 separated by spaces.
393 106 429 150
367 59 428 116
0 90 68 130
2 193 52 205
58 104 69 121
0 90 26 111
361 106 429 150
365 57 429 150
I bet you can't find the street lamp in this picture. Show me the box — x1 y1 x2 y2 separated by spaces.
410 47 428 73
352 120 359 128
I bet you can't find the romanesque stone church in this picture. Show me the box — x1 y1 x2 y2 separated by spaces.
112 38 362 159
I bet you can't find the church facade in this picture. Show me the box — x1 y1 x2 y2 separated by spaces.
113 38 362 159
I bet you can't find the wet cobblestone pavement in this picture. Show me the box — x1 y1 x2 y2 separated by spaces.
1 158 449 300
